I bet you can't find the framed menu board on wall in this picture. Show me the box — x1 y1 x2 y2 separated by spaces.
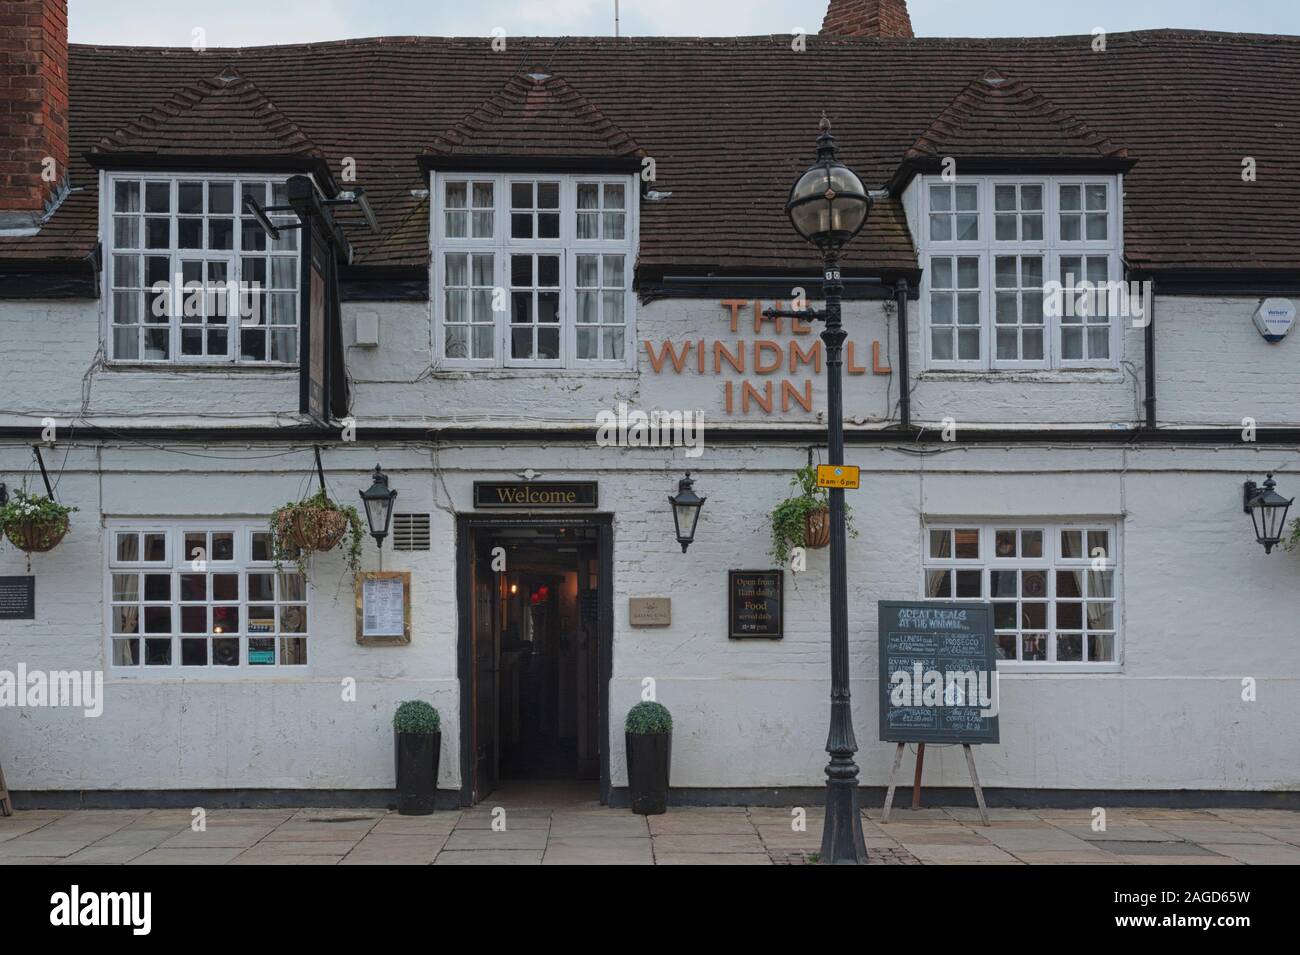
355 571 412 646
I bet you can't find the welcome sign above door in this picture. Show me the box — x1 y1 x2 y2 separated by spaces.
474 482 599 509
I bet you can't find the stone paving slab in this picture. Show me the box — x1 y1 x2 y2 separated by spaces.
544 837 653 865
444 827 549 851
1008 848 1125 864
647 813 761 835
1060 825 1182 842
59 844 155 865
549 813 648 837
650 832 766 853
1200 842 1300 864
454 811 552 830
434 850 544 865
1089 840 1220 857
656 851 773 865
127 848 245 865
159 826 277 849
907 844 1023 864
983 827 1099 852
0 805 1296 865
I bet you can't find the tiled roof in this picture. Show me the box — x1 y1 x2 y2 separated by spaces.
90 68 322 162
900 69 1130 172
426 72 643 164
2 31 1299 276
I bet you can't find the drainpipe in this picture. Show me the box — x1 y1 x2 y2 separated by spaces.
895 278 912 429
1143 280 1156 429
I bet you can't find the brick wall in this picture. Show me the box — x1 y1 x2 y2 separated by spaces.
821 0 915 39
0 0 69 212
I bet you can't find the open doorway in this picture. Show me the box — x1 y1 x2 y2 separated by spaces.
457 516 611 806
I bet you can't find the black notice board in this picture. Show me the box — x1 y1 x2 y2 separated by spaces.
878 601 999 744
728 570 783 640
0 576 35 620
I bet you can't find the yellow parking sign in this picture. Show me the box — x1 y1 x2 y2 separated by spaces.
816 464 860 490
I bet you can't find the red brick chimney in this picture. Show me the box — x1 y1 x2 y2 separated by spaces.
821 0 914 38
0 0 70 229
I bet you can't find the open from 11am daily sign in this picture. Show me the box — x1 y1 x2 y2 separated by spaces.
729 570 783 639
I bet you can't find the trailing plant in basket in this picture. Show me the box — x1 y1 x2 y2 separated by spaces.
768 464 856 565
270 489 364 580
0 485 77 554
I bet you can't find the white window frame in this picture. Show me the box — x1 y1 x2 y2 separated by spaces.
104 521 309 674
918 174 1122 372
921 521 1121 672
432 171 637 370
100 171 302 367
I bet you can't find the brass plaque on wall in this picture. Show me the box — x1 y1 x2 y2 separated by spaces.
629 597 671 627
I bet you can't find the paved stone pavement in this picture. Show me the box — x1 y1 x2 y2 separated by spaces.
1 804 1298 865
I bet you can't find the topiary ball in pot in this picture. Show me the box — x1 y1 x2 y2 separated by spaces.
625 701 672 815
393 700 441 815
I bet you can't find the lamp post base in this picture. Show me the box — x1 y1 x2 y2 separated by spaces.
820 754 868 864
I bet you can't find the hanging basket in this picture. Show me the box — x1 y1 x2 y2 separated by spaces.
804 507 831 550
5 516 70 553
277 506 349 553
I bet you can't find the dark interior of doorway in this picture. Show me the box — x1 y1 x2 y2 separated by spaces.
470 524 601 801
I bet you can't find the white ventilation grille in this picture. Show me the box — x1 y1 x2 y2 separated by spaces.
392 513 431 551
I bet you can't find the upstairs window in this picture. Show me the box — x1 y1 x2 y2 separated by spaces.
918 175 1122 371
105 173 300 365
434 173 637 369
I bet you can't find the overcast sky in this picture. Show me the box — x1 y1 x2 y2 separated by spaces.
68 0 1300 47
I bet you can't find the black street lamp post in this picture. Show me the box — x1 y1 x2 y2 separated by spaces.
764 118 872 865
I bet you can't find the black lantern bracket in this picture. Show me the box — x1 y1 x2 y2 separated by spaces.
1243 473 1294 554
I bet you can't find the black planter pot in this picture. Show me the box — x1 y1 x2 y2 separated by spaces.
625 731 671 815
394 730 440 815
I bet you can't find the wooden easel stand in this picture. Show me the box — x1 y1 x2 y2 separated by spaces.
881 742 989 826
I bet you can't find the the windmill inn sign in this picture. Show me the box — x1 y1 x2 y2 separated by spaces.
642 300 891 416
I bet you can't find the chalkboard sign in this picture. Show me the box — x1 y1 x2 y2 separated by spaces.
0 576 34 620
728 570 782 640
878 601 998 744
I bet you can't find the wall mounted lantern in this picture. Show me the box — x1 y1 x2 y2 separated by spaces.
360 465 398 547
1244 474 1292 554
668 472 705 553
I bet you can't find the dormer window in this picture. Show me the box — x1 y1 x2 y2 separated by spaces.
917 174 1123 371
104 172 300 364
433 172 637 369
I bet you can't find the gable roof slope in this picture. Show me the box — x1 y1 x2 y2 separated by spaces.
425 72 644 166
88 67 332 182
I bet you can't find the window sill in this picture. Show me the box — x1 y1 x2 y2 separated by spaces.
919 368 1123 383
106 669 311 680
431 367 637 379
995 664 1123 675
104 362 299 374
